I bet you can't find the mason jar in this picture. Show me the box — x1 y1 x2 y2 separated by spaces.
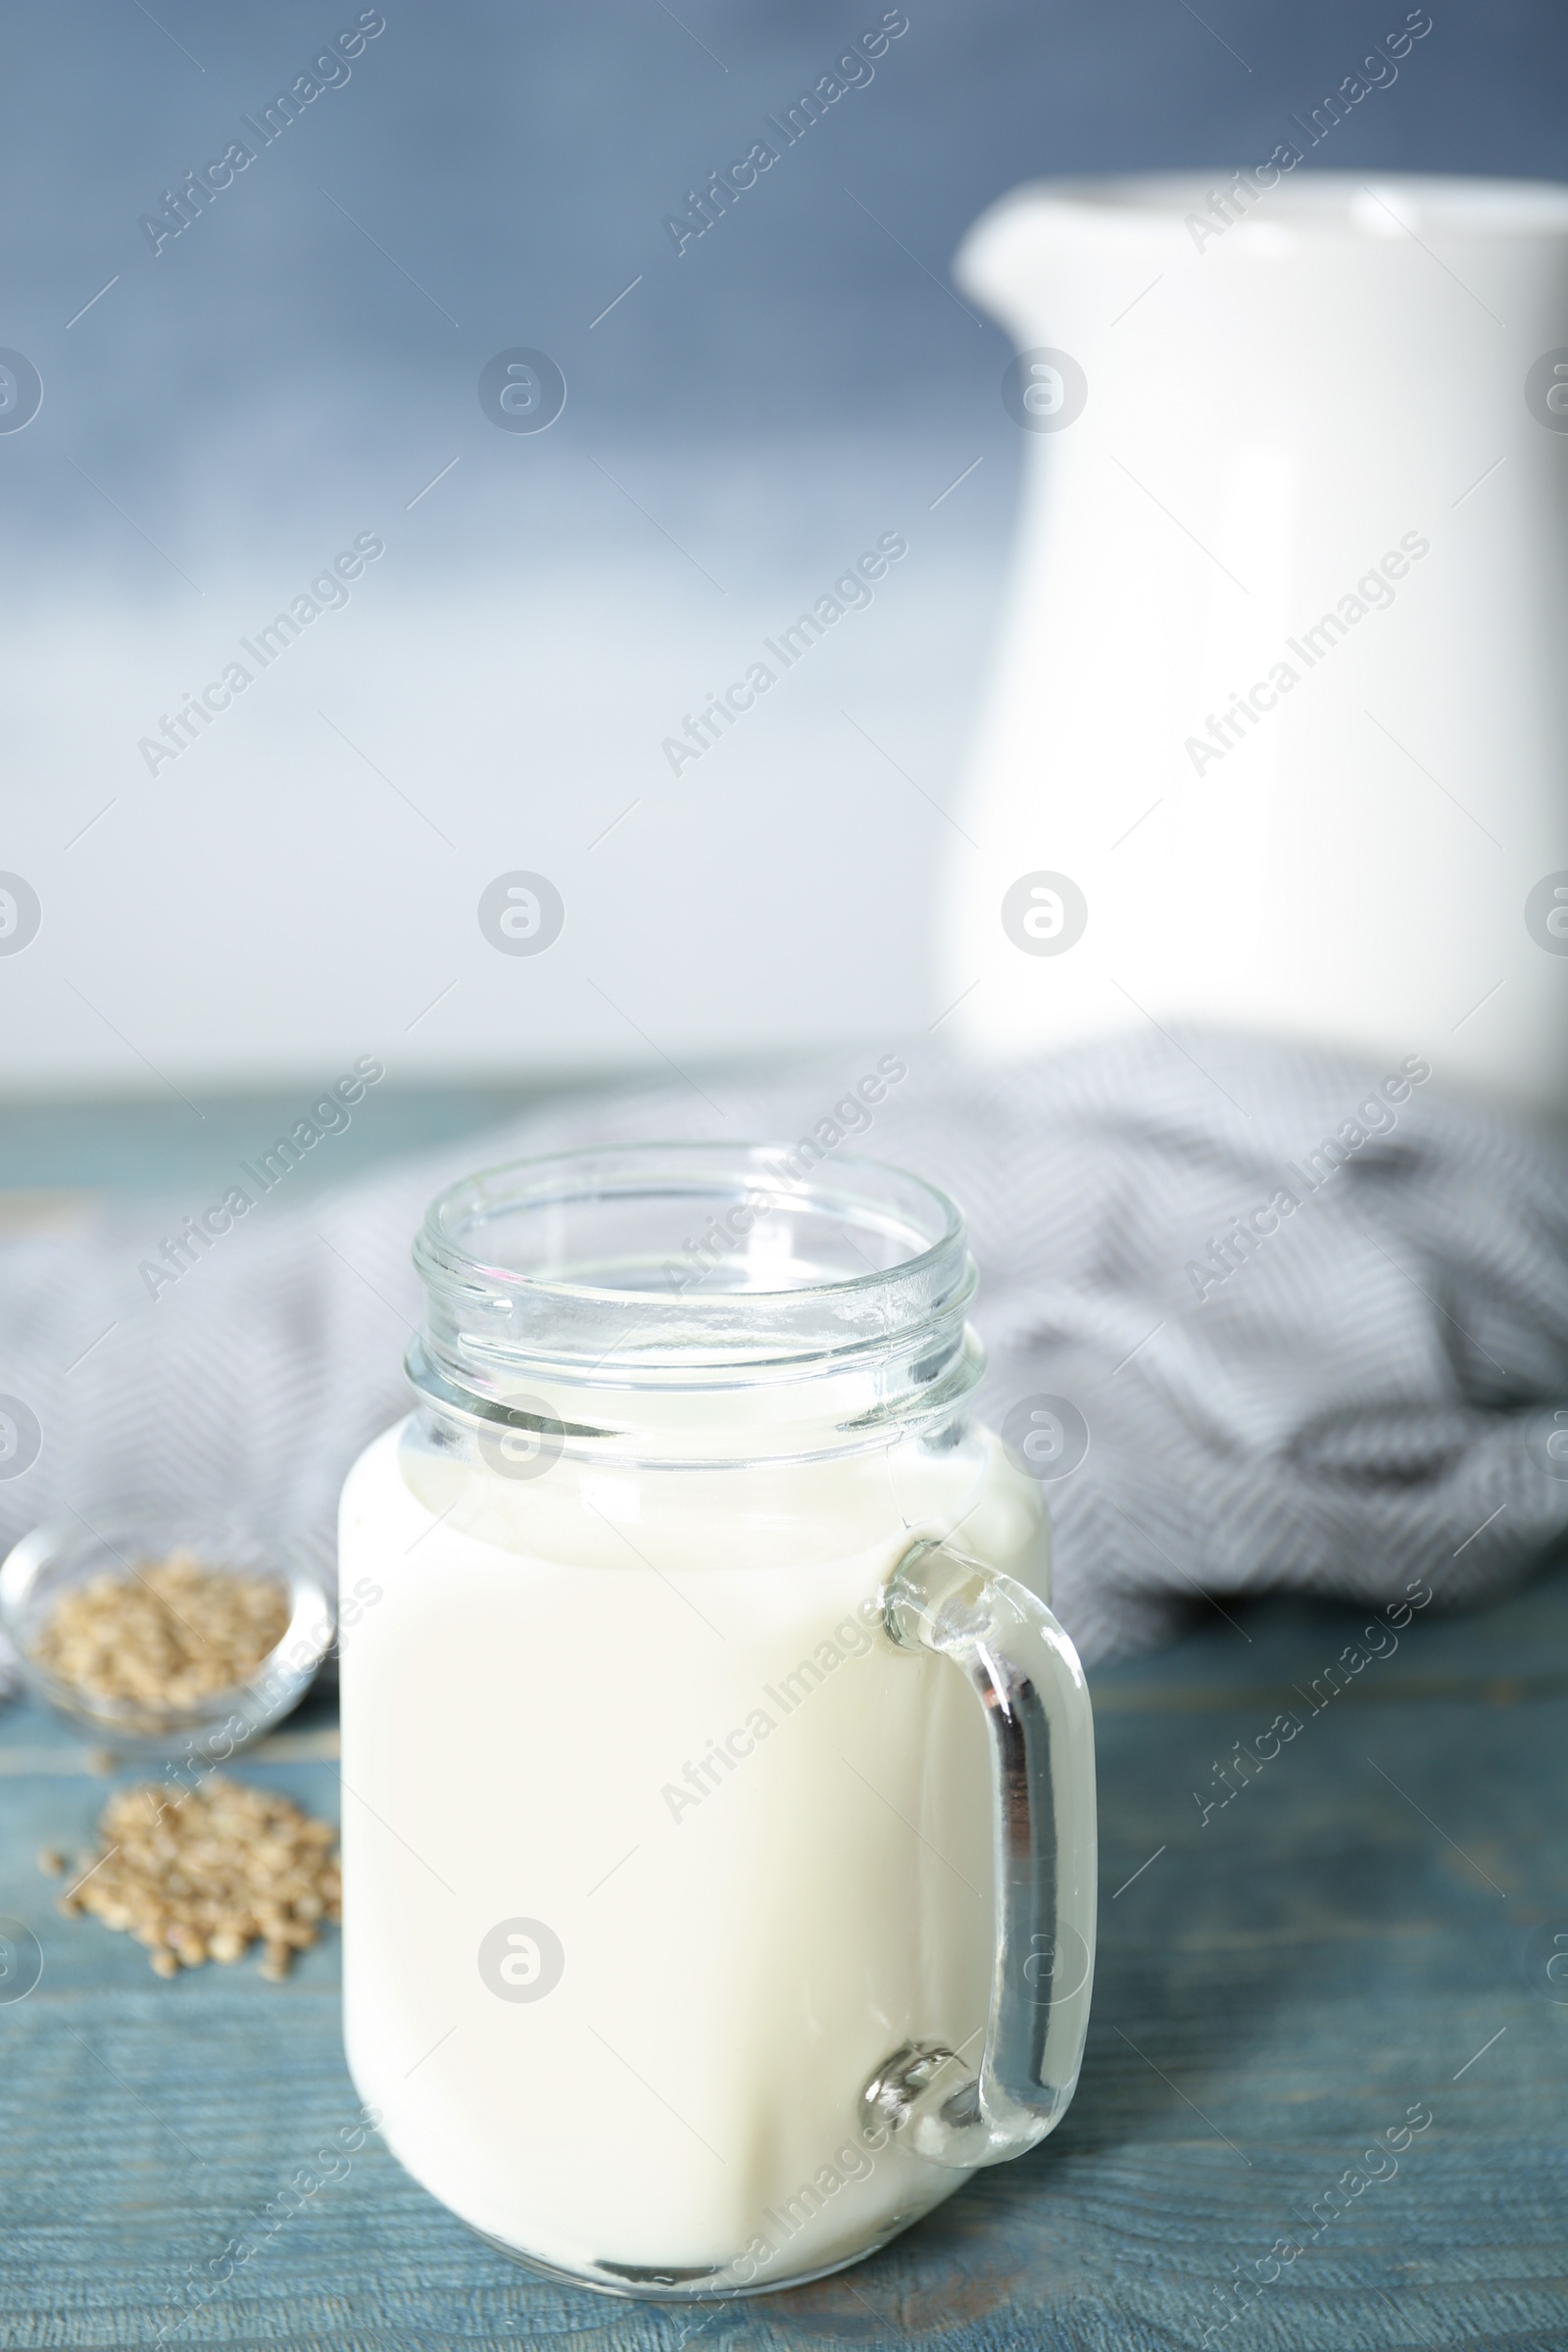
338 1143 1097 2298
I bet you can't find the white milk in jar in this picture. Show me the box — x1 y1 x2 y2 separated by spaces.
338 1146 1097 2298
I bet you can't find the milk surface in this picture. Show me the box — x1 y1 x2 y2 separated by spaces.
338 1416 1048 2287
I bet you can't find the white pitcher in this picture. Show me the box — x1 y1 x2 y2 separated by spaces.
940 172 1568 1112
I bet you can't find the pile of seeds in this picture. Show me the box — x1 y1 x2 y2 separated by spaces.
31 1549 289 1706
47 1776 340 1981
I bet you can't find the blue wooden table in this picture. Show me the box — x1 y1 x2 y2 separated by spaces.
2 1095 1565 2350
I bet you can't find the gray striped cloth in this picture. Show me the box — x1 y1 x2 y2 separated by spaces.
3 1030 1565 1669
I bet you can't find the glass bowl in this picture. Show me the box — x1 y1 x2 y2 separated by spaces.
0 1508 335 1760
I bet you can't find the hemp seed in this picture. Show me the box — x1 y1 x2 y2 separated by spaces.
51 1776 340 1982
31 1548 289 1707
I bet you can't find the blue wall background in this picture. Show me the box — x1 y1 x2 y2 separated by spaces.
2 1 1563 1092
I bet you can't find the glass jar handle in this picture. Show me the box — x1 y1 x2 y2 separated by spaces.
861 1537 1098 2171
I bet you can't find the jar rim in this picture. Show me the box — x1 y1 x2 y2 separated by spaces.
418 1140 961 1294
411 1141 976 1387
